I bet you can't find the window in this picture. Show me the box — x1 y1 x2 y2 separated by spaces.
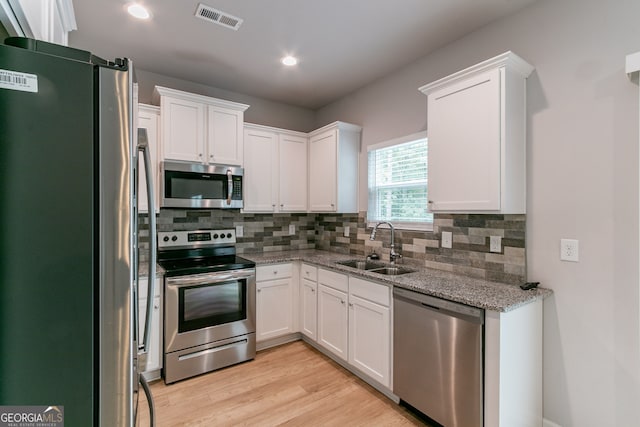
367 132 432 230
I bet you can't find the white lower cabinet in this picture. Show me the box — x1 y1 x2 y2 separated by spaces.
256 263 294 342
300 264 318 340
348 277 391 388
138 275 163 379
312 268 391 387
317 268 349 361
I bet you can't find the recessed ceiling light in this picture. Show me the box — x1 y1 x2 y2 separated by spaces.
127 3 151 20
281 55 298 66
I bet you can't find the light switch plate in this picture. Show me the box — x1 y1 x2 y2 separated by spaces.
344 226 350 237
441 231 452 249
235 225 243 238
289 224 296 235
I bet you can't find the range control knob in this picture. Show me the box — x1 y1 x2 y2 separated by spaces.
163 236 169 242
171 235 178 242
226 233 232 239
213 233 219 239
219 234 225 239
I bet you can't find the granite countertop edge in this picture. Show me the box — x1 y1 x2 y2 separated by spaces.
242 249 552 313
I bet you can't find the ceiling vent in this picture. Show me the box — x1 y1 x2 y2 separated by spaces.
195 4 243 31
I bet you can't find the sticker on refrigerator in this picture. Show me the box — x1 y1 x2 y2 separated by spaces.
0 69 38 93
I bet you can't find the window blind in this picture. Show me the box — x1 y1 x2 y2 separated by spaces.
367 138 432 226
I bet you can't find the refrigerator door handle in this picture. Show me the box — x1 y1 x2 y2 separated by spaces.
137 128 157 358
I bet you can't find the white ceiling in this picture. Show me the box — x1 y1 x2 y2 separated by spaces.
69 0 538 109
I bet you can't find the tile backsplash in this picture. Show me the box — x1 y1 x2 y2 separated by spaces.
139 210 526 285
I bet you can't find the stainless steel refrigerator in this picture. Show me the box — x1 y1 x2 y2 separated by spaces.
0 37 157 426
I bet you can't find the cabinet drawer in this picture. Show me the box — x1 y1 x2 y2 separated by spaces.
349 277 390 307
256 263 292 281
301 263 317 282
318 268 348 293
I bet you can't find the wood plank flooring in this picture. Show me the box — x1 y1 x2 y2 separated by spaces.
138 340 430 426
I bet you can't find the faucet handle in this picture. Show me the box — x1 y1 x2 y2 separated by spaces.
390 252 403 264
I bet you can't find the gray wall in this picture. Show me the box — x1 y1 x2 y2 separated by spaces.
316 0 640 425
136 69 316 132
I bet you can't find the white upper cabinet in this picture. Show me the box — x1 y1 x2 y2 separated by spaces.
153 86 248 167
278 132 308 212
308 122 361 213
420 52 534 213
243 123 308 213
1 0 76 45
137 104 160 213
207 105 245 166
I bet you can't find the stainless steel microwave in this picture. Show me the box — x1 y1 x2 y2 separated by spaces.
161 161 243 209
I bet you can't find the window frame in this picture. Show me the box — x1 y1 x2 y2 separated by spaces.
366 131 433 232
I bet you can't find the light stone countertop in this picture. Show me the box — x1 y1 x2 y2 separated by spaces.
242 249 552 313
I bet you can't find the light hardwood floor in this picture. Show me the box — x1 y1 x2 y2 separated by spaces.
138 340 430 426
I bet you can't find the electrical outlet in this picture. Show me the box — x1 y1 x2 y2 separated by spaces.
344 226 350 237
490 236 502 253
289 224 296 235
235 225 244 238
441 231 452 249
560 239 579 262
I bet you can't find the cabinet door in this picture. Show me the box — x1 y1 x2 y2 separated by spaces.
138 295 162 374
427 68 501 211
300 278 317 340
137 105 159 213
208 106 243 166
348 294 390 387
309 129 337 211
161 96 206 162
317 284 348 360
243 128 277 212
278 134 308 212
256 278 293 341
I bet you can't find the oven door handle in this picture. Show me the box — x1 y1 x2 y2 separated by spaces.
166 270 255 288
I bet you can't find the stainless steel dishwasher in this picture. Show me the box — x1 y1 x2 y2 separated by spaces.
393 287 484 427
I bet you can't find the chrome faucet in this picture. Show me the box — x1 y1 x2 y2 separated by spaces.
370 221 402 264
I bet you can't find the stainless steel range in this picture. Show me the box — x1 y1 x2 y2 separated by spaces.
157 229 256 384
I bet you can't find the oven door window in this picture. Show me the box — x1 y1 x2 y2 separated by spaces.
178 279 246 333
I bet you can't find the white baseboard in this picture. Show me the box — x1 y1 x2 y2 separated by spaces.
543 419 563 427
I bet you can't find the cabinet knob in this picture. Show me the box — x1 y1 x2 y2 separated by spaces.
341 300 345 304
198 153 203 157
280 204 284 208
257 289 262 293
348 302 353 307
311 289 315 293
154 304 159 310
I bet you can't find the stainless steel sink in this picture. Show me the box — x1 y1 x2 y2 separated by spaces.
336 259 416 276
336 259 386 270
367 266 416 276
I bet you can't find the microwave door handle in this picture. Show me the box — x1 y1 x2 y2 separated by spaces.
137 128 157 357
226 169 232 205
